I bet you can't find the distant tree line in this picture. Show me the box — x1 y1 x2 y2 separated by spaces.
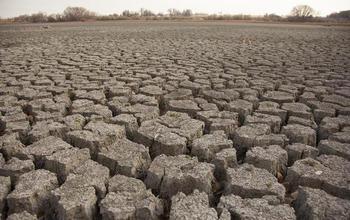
8 7 194 23
2 5 350 23
13 7 96 23
327 10 350 20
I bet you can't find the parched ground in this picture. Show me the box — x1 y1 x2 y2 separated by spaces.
0 21 350 220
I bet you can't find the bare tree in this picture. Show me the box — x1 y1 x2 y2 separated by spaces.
29 12 48 23
290 5 315 18
140 8 155 17
47 13 64 22
63 7 96 21
13 13 48 23
168 8 181 17
122 10 131 17
122 10 139 17
182 9 193 17
14 14 29 22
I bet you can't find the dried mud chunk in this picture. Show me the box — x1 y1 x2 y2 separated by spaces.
180 80 206 95
281 102 313 119
285 157 350 199
211 148 238 180
158 111 204 142
191 133 233 162
51 185 97 220
119 103 160 123
294 187 350 220
256 101 288 122
27 121 68 144
100 175 163 220
32 110 62 122
140 85 164 100
130 94 159 106
111 114 138 139
64 160 110 199
62 114 86 131
319 121 339 140
287 116 317 130
197 110 239 124
0 109 27 127
66 121 125 158
202 90 236 103
322 94 350 107
245 145 287 176
196 110 239 137
84 121 125 140
208 118 239 138
107 86 132 98
100 190 163 220
233 124 271 156
281 124 316 147
15 136 72 165
318 116 350 140
225 99 253 123
316 154 350 177
0 95 18 107
0 157 34 184
286 143 318 166
7 169 58 216
253 134 289 147
97 138 151 178
0 132 25 159
167 99 200 117
152 132 187 157
145 154 216 200
218 194 296 220
200 102 218 111
225 164 285 201
318 140 350 160
44 148 90 182
2 120 30 137
26 98 62 114
169 190 219 220
7 211 38 220
162 88 193 103
75 90 106 104
108 175 146 195
134 120 170 148
0 176 11 213
244 113 281 133
262 91 295 104
135 112 204 152
329 131 350 143
72 100 112 119
299 92 317 103
314 108 336 124
66 130 107 158
71 99 95 110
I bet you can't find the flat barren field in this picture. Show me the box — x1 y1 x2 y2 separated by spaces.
0 21 350 219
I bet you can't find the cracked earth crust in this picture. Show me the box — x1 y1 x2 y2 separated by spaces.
0 21 350 220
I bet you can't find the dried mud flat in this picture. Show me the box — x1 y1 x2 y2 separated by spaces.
0 21 350 219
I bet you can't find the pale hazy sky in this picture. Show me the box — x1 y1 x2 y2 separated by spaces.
0 0 349 18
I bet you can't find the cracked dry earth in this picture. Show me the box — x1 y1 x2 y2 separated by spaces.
0 21 350 220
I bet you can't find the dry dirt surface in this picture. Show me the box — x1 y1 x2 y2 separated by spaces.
0 21 350 220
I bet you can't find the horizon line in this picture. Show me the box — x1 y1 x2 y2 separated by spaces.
2 7 349 19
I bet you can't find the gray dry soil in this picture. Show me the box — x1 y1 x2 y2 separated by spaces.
0 21 350 220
